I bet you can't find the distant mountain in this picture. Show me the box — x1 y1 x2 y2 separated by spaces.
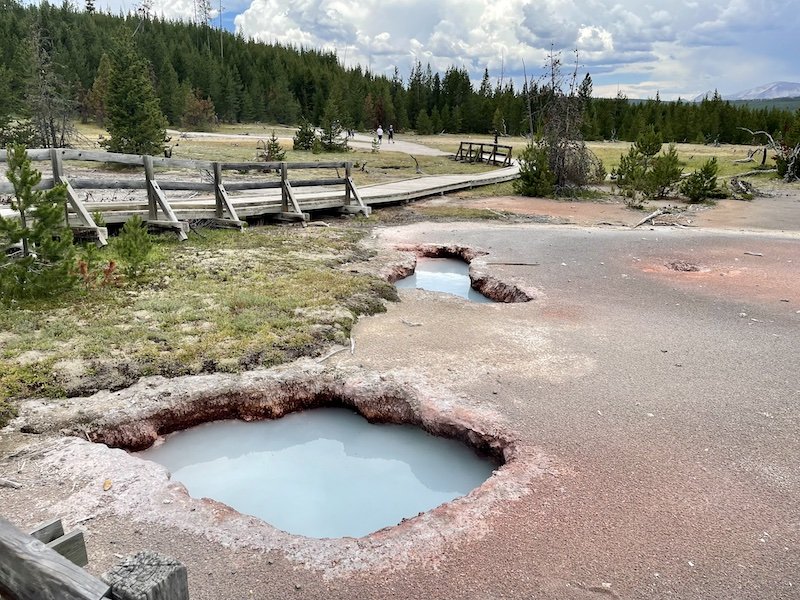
693 82 800 102
728 82 800 100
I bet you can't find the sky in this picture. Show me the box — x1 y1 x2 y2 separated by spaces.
87 0 799 100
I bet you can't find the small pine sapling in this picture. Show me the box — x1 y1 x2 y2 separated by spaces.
115 215 153 280
0 145 77 302
680 158 725 203
292 119 317 151
264 131 286 161
513 142 555 197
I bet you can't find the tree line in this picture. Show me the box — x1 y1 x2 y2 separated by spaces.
1 0 799 146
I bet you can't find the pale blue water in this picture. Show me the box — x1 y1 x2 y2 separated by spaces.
395 257 493 303
137 407 496 538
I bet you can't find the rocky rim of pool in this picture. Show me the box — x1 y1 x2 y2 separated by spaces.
11 359 553 574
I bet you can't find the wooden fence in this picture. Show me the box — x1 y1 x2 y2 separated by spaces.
0 516 188 600
454 142 513 167
0 148 370 242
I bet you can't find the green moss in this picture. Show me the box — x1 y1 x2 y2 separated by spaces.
0 359 66 405
0 224 393 402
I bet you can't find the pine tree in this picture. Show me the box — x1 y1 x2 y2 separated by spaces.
263 130 285 161
292 118 316 151
415 109 432 135
103 34 167 155
320 85 348 152
0 145 77 302
87 52 112 125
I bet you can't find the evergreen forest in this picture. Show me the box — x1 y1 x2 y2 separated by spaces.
1 0 799 146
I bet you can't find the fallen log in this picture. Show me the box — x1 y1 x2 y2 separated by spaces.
632 208 665 229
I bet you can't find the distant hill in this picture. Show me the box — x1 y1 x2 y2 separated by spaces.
728 82 800 100
729 97 800 111
693 82 800 103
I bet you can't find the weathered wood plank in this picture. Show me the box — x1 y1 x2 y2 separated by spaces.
102 551 188 600
67 178 147 190
221 160 346 170
344 176 370 215
278 211 310 222
0 148 52 162
150 156 213 170
143 155 157 220
0 178 55 193
223 180 281 191
29 518 64 544
199 217 248 229
47 530 89 568
289 178 345 187
0 516 110 600
146 219 191 232
281 180 307 228
61 178 108 246
58 149 144 167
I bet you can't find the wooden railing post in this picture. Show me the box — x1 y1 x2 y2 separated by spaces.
0 516 110 600
280 162 288 212
102 551 189 600
344 162 352 205
213 162 223 218
49 148 69 225
143 155 157 220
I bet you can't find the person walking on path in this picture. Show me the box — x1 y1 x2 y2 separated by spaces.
376 125 383 144
388 125 394 143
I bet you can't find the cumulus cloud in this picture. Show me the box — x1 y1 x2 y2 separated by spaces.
39 0 800 98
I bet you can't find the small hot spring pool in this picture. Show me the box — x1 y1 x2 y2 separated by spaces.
137 407 497 539
395 257 492 303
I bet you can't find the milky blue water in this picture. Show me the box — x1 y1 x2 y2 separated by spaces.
137 407 496 538
395 258 493 303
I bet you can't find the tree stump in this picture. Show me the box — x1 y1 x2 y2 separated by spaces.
102 551 188 600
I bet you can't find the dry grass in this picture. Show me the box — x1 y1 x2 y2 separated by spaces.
0 226 396 420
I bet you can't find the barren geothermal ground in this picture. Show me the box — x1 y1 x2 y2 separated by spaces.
1 189 799 599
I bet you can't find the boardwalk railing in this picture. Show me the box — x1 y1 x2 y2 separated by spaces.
454 142 513 167
0 516 189 600
0 148 370 241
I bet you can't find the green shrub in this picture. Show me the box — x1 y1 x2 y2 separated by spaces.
680 158 725 203
114 215 153 280
0 145 77 302
613 132 682 203
648 144 683 198
514 142 555 197
292 119 317 151
632 126 662 158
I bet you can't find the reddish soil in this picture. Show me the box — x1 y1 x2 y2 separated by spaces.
424 187 800 232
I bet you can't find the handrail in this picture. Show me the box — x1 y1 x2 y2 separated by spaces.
0 148 369 234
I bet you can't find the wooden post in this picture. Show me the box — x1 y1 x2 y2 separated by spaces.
213 162 223 218
102 551 188 600
280 162 288 213
143 155 157 220
344 162 352 205
50 149 69 225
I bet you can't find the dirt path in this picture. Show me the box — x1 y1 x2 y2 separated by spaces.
174 130 450 157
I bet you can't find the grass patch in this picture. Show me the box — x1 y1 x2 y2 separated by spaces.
414 206 510 220
0 224 394 425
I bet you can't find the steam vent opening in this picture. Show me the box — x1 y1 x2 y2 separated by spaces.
396 257 494 303
136 406 499 539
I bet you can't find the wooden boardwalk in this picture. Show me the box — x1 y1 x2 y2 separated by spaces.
113 166 519 221
0 148 518 236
